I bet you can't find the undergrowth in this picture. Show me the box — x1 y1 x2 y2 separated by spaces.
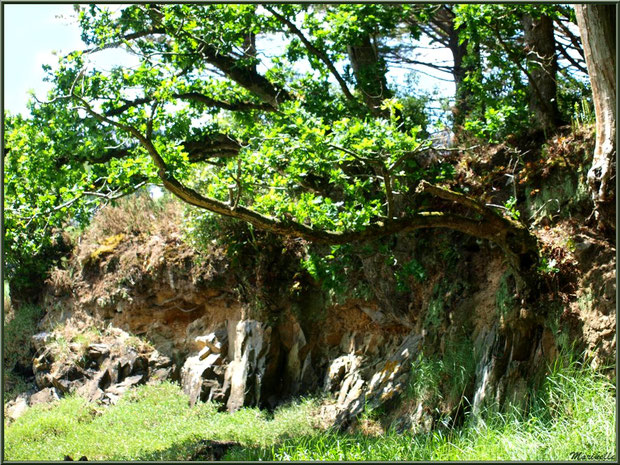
3 304 43 402
4 352 615 461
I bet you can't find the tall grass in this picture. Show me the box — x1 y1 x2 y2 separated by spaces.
234 354 615 461
4 353 615 461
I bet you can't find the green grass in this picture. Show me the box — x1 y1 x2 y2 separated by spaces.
233 356 616 461
4 382 319 461
4 355 616 461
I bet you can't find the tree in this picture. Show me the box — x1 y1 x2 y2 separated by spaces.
574 4 616 231
4 3 592 292
399 4 482 129
522 12 563 132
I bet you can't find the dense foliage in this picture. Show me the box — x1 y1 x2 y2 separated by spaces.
3 3 591 291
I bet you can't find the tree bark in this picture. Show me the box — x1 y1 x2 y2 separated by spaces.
521 13 562 132
574 4 616 231
347 35 392 117
449 25 481 129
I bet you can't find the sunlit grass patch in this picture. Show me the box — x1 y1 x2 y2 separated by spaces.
4 356 615 462
4 381 320 461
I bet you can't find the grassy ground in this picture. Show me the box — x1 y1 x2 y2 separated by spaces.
4 356 615 461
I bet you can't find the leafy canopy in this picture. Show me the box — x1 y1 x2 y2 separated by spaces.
3 3 589 289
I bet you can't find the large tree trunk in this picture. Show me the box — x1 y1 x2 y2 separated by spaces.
521 13 562 132
347 35 392 117
438 7 481 129
450 31 482 129
574 5 616 231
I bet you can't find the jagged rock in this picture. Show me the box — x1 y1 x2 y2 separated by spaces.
49 365 83 393
323 354 361 392
224 320 271 411
86 343 110 360
102 374 144 405
29 387 61 406
33 349 55 389
181 352 226 407
360 332 385 357
195 328 228 354
148 349 173 369
281 319 308 396
327 333 422 427
31 329 175 406
76 378 105 402
116 351 138 380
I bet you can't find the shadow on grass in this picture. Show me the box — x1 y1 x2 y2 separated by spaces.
135 437 248 461
133 433 366 461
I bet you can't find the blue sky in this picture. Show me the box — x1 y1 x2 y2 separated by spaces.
3 4 453 117
4 4 84 115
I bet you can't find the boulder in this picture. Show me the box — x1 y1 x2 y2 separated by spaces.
6 396 29 422
148 349 173 369
47 363 84 394
29 387 61 406
86 343 110 360
76 378 104 403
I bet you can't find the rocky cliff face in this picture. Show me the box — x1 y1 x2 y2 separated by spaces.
12 215 611 430
7 130 615 430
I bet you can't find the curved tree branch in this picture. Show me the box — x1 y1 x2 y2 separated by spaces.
555 41 588 74
105 92 273 117
172 30 291 108
72 95 539 275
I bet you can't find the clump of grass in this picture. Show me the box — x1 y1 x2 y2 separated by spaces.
407 336 477 407
3 300 39 403
408 354 442 402
72 327 102 352
83 191 179 242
